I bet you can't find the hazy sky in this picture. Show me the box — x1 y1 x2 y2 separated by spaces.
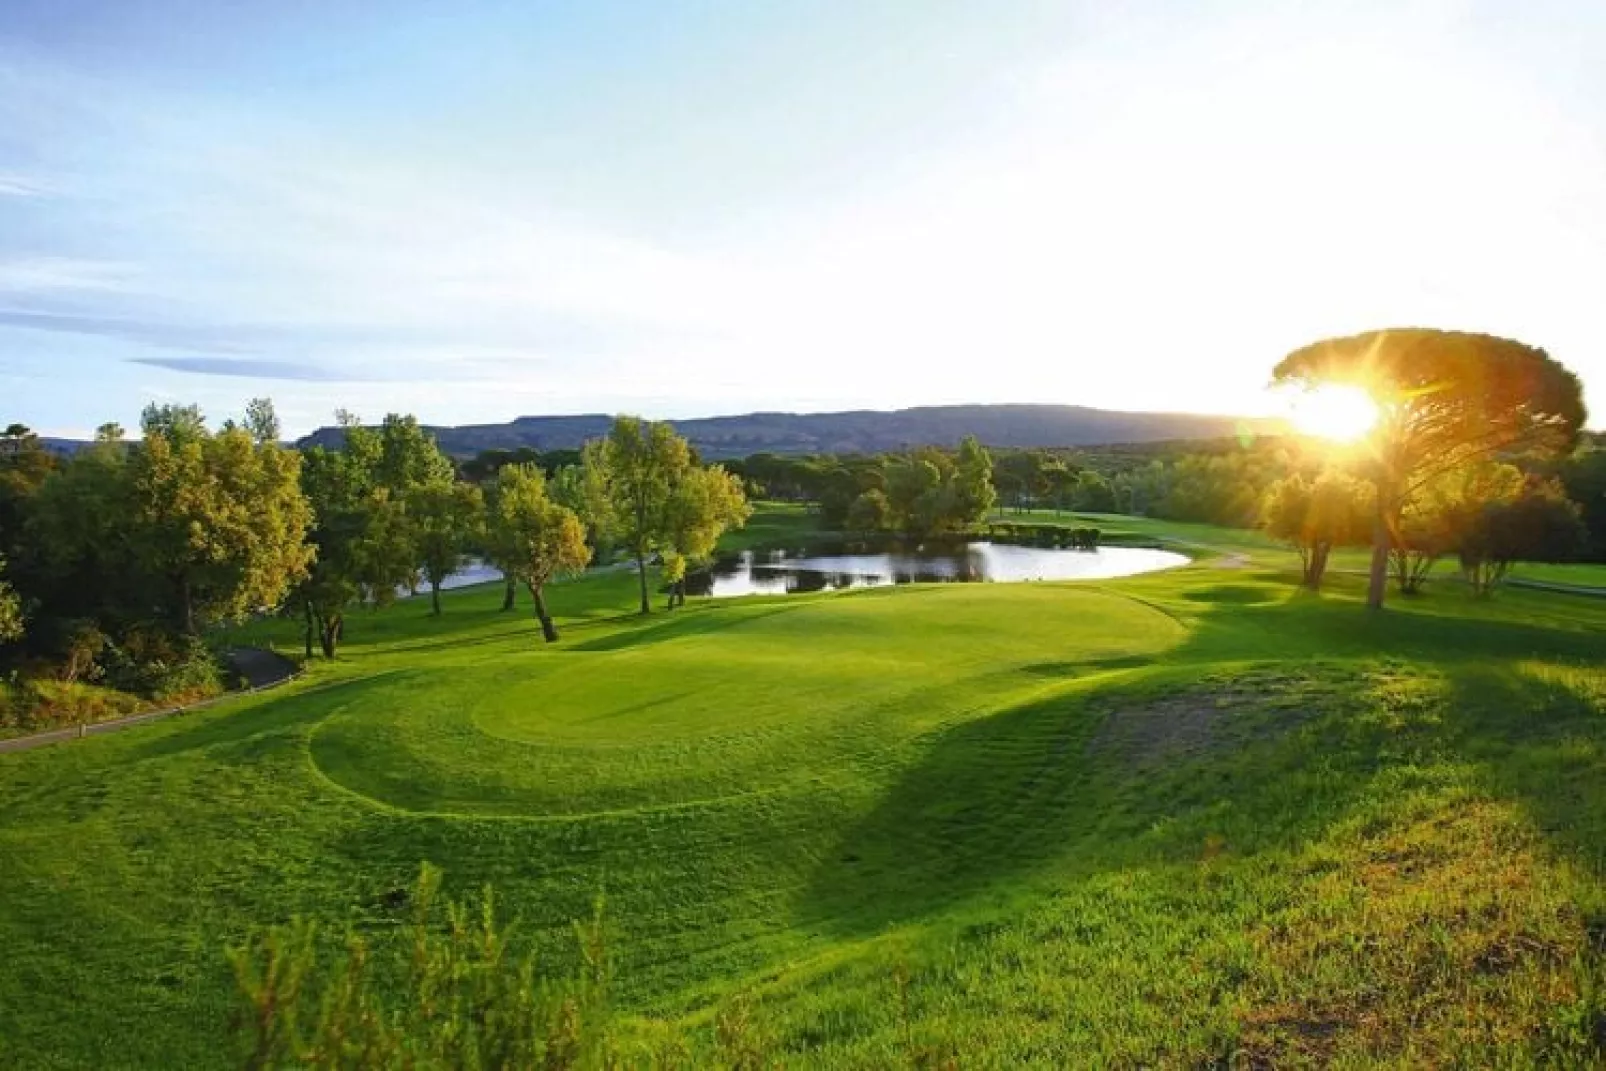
4 0 1605 436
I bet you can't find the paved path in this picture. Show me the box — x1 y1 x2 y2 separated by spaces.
0 647 299 755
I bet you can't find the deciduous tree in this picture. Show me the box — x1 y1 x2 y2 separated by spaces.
490 464 590 641
1274 329 1586 609
583 417 692 615
407 481 485 615
131 423 314 634
1390 463 1523 595
296 426 417 658
0 554 22 643
1261 471 1372 590
661 466 751 608
1459 479 1585 595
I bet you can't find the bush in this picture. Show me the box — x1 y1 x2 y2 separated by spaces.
101 630 223 703
0 676 142 732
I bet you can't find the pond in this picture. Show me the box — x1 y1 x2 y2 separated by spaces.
686 542 1190 598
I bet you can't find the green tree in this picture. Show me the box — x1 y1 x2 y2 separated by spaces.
0 423 57 567
296 435 417 659
243 397 281 445
1071 471 1117 513
584 417 693 615
846 488 892 532
884 455 944 534
0 554 22 643
1556 446 1606 559
1458 479 1585 595
1262 471 1372 590
140 402 208 446
1274 329 1586 609
131 424 314 634
23 438 139 630
1390 463 1524 595
661 466 751 608
481 479 522 613
951 436 997 526
374 414 455 494
490 464 591 641
407 481 485 615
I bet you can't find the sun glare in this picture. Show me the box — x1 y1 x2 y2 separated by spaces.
1289 385 1379 443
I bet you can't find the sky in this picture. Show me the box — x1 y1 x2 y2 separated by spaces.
3 0 1606 438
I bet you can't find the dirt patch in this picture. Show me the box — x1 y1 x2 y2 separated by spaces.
1086 693 1226 769
1085 671 1328 769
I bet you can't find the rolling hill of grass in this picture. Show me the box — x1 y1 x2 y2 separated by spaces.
2 508 1605 1066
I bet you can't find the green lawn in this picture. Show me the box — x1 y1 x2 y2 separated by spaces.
3 509 1606 1065
1511 561 1606 590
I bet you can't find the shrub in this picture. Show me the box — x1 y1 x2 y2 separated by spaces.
230 864 614 1069
101 630 223 703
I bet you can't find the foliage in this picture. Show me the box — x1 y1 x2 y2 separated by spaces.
1275 328 1587 608
846 488 891 532
229 864 613 1069
1554 445 1606 559
140 402 208 446
1071 470 1117 513
0 554 21 644
1458 479 1586 595
0 425 57 561
660 465 751 608
243 398 281 446
1390 463 1524 595
131 424 314 634
582 416 754 615
0 677 144 733
407 481 485 615
951 436 997 525
489 464 591 641
297 431 418 659
1261 471 1372 589
373 413 456 495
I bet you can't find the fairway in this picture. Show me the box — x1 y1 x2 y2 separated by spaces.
3 521 1606 1066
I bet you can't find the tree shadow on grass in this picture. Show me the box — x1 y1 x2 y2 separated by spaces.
1440 664 1606 879
564 601 807 653
133 672 411 761
793 665 1403 936
794 588 1606 937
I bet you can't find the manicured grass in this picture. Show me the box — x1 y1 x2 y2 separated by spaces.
1511 561 1606 590
2 508 1606 1065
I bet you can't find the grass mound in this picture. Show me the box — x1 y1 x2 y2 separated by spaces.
2 513 1604 1066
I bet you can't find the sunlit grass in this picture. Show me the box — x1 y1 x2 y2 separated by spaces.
2 507 1605 1065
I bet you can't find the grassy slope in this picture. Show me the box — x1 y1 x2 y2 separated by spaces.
2 509 1605 1066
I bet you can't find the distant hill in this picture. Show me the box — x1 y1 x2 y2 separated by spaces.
297 404 1284 459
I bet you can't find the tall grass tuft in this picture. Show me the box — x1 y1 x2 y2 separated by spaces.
228 863 613 1069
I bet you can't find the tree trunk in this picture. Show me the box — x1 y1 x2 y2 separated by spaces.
179 573 197 636
1366 493 1392 611
501 576 516 611
319 615 340 659
430 581 442 616
636 556 651 615
303 600 314 660
530 585 559 643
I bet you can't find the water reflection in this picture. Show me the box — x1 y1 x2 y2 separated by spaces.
687 542 1188 598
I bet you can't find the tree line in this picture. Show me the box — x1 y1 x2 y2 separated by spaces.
0 408 748 723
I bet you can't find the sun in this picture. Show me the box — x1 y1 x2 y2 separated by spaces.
1289 384 1379 442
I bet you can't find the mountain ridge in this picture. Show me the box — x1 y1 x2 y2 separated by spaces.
296 403 1284 458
